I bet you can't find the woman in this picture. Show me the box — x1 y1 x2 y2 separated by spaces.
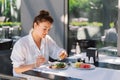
10 10 68 76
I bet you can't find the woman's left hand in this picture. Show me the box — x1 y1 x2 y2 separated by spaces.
35 55 46 67
59 51 68 60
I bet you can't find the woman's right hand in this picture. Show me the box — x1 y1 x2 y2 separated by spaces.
35 55 46 68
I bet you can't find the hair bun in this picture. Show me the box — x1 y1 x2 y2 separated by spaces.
40 10 49 16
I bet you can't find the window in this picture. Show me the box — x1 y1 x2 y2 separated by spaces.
0 0 21 39
68 0 118 56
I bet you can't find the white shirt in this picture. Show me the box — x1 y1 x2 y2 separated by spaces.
10 32 65 76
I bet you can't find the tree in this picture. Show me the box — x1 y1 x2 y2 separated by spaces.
0 0 21 22
69 0 90 18
69 0 118 28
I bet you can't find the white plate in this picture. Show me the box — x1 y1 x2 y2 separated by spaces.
48 62 68 70
71 63 95 70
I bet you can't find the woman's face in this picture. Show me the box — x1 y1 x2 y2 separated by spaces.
34 21 52 38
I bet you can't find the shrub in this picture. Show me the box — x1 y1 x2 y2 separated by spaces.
70 21 103 27
0 22 21 27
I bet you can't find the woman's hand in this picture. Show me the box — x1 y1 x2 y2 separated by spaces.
14 55 46 73
59 51 68 60
35 55 46 67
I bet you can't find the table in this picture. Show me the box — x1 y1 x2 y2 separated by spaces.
98 46 117 55
0 39 13 50
22 53 120 80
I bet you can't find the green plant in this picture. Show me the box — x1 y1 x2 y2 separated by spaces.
70 21 103 27
89 22 103 27
0 22 21 27
110 22 114 28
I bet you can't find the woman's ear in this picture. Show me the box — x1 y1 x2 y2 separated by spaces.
34 22 38 28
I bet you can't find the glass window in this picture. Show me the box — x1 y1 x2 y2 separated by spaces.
68 0 118 56
0 0 21 39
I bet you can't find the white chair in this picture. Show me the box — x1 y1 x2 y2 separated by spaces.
99 28 117 55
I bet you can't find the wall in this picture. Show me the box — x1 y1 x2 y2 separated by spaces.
21 0 68 49
117 0 120 56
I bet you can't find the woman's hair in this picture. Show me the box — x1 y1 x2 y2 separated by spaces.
33 10 54 28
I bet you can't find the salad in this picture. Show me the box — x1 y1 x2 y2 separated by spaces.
49 62 66 69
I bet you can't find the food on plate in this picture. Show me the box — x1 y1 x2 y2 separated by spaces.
74 62 91 69
49 62 66 69
74 62 83 68
80 64 91 68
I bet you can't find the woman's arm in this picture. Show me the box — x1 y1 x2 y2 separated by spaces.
47 35 68 60
59 50 68 60
14 63 35 73
14 55 46 73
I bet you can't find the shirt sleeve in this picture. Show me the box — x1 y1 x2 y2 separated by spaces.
10 41 26 68
47 35 65 60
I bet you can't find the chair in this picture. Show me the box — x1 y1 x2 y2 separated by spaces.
0 39 13 75
2 26 10 39
103 28 117 46
0 50 13 75
0 73 27 80
77 39 97 52
99 28 118 55
0 39 13 50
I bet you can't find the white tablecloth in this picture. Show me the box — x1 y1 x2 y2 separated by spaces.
23 53 120 80
33 64 120 80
